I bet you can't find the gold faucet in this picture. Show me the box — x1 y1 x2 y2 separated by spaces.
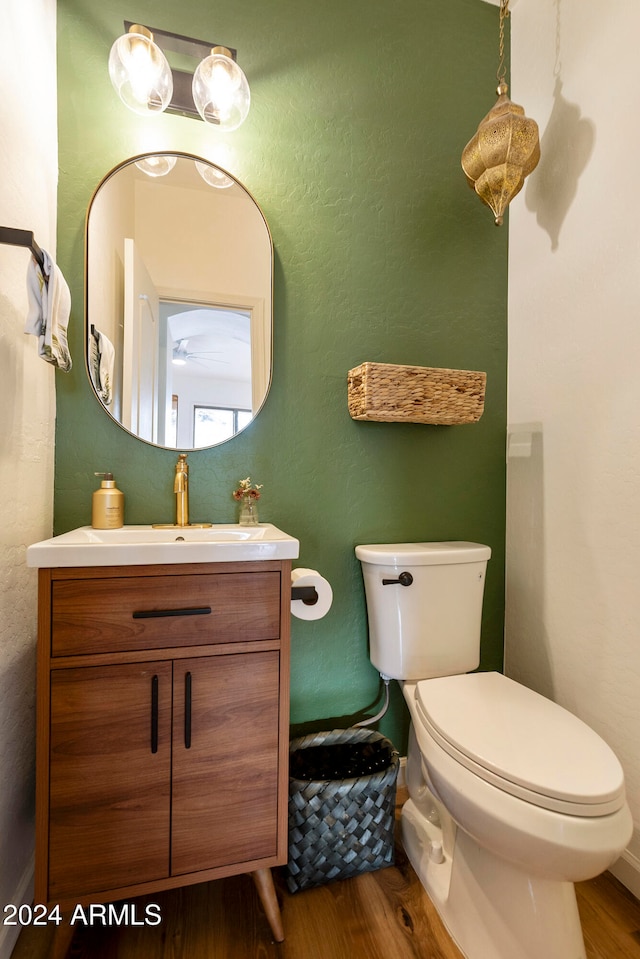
152 454 212 529
174 453 189 526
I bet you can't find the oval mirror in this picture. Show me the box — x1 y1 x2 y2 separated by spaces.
85 152 273 450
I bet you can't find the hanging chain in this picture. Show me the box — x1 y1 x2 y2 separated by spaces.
496 0 510 85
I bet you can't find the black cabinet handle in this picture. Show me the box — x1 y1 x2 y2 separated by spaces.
151 675 159 754
382 572 414 587
184 672 192 749
133 606 212 619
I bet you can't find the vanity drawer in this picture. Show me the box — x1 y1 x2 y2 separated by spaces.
51 571 281 656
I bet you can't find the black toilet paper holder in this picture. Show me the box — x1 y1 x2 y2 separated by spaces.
291 585 319 606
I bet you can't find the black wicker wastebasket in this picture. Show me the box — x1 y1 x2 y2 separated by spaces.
286 727 400 893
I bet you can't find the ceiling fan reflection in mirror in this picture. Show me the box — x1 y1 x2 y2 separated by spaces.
171 339 229 367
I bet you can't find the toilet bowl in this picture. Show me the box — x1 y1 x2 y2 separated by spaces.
402 675 632 959
409 673 630 877
355 542 633 959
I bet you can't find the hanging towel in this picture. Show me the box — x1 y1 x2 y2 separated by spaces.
24 249 72 371
89 327 115 406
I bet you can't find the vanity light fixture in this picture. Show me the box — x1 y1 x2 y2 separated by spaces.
461 0 540 224
192 47 250 131
108 25 173 116
109 22 250 131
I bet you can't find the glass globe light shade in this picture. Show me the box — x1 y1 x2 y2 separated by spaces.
108 25 173 116
135 155 177 177
192 47 250 132
195 161 234 189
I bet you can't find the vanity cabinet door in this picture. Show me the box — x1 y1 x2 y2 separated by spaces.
171 651 280 876
48 661 172 899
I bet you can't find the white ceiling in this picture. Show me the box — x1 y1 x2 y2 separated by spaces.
166 305 251 381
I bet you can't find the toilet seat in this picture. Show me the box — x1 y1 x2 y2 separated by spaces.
415 672 626 817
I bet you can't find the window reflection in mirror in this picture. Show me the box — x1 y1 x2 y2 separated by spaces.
85 152 272 451
194 406 253 447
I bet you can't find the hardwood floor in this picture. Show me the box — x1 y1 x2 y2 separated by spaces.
577 873 640 959
11 793 640 959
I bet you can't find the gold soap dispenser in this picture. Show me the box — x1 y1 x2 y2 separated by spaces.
92 472 124 529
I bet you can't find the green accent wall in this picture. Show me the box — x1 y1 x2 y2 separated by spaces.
55 0 507 751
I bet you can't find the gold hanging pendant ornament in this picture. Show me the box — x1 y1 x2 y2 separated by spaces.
461 0 540 225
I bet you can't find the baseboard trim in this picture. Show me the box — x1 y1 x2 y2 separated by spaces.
609 849 640 901
0 855 34 959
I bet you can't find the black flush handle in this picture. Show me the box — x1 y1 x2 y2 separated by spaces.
382 571 414 587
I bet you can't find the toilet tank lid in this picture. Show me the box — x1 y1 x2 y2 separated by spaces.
355 541 491 566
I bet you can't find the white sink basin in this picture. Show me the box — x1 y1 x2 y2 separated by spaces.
27 524 300 568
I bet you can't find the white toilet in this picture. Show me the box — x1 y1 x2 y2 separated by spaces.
355 541 633 959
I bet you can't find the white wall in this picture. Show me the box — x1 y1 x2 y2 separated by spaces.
0 1 58 954
506 0 640 897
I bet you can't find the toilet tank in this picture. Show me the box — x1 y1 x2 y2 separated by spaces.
355 542 491 681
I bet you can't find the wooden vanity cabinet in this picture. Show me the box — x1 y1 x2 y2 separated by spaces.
35 560 291 937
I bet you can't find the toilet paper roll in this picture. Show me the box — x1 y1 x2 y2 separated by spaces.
290 568 333 621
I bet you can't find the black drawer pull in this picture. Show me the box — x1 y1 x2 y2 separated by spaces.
151 675 159 754
133 606 212 619
184 672 192 749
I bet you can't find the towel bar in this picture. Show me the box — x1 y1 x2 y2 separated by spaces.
0 226 47 278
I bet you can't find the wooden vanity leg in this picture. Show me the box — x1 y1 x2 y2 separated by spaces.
251 868 285 942
48 920 76 959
